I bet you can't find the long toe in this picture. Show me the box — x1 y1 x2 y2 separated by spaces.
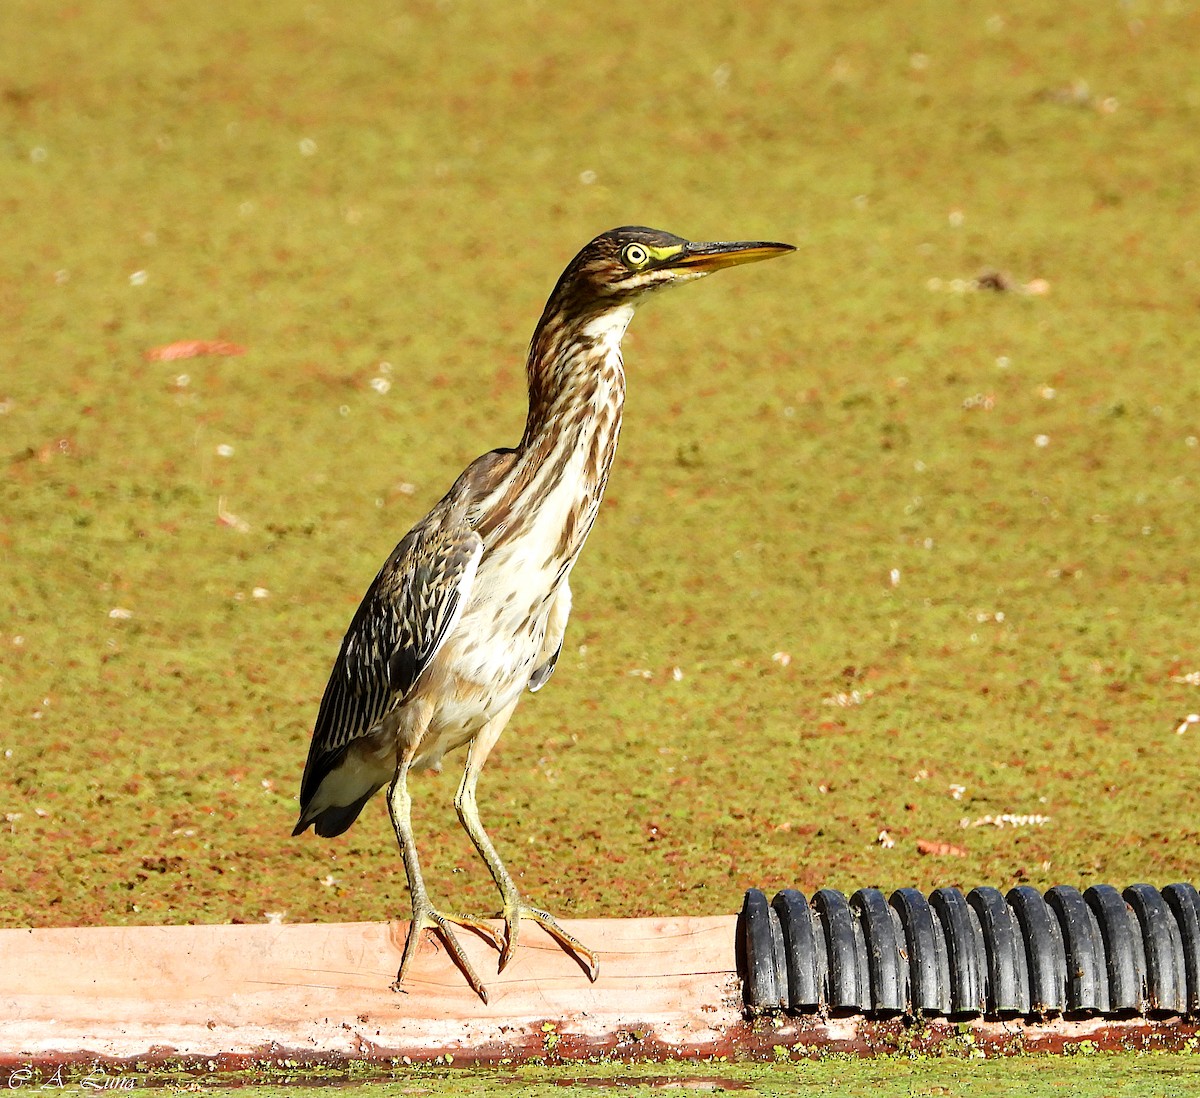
443 910 506 954
499 899 599 981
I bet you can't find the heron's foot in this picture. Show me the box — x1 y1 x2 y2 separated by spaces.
393 899 504 1004
499 897 599 981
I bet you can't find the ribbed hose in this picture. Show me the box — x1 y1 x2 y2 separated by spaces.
738 882 1200 1019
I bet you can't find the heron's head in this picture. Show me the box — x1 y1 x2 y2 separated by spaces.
547 226 794 311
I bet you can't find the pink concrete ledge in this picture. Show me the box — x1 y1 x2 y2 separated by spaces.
0 916 748 1069
2 917 1196 1074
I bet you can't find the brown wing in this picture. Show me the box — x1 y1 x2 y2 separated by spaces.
296 504 482 810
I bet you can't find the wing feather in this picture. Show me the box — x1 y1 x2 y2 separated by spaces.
528 580 571 693
297 505 482 807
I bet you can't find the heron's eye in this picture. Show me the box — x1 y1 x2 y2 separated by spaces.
621 243 649 269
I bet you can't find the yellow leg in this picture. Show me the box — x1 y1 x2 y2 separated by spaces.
386 753 504 1003
453 700 599 980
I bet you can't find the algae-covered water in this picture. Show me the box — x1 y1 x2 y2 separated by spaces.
13 1054 1200 1096
2 2 1200 1088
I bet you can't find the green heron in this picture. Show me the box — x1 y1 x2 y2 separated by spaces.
293 227 794 1001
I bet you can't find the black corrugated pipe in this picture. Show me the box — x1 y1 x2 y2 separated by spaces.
737 883 1200 1020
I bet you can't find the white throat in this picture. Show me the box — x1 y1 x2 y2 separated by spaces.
580 303 635 355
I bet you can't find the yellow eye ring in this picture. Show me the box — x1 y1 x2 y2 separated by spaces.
621 243 649 269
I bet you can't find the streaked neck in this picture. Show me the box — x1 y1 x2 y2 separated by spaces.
522 302 633 446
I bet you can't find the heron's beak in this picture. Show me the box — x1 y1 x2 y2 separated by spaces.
670 239 795 273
